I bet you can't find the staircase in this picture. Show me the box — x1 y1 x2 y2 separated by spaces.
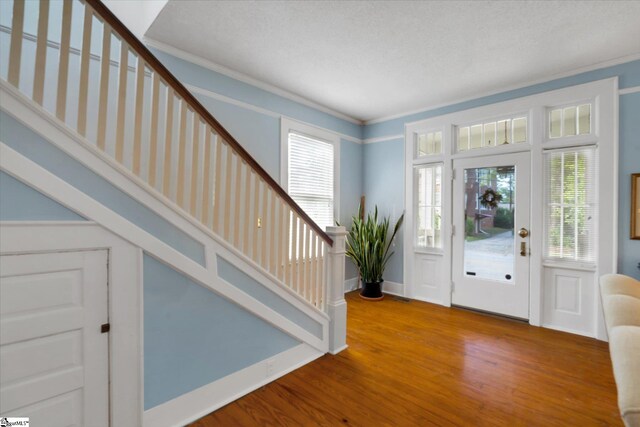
0 0 347 424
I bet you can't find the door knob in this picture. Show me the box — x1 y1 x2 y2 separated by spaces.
518 228 529 238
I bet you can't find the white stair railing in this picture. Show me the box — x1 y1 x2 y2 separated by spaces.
1 0 339 313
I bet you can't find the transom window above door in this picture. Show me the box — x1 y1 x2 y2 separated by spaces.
548 103 591 138
457 116 527 152
416 131 443 157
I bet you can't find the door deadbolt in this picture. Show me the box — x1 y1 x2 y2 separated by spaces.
518 228 529 238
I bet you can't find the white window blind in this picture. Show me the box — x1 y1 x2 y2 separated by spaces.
544 147 597 262
415 164 443 248
288 132 334 233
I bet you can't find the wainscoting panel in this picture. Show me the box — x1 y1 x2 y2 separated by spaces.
543 267 596 337
413 253 444 303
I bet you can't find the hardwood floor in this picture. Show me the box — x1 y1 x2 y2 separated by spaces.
191 292 621 426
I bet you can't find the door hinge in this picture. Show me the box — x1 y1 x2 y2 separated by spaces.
101 323 110 333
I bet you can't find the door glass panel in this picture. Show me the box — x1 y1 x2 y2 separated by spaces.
463 166 515 282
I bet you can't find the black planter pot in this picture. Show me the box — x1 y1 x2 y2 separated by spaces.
360 280 384 301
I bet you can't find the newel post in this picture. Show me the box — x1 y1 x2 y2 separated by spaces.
325 226 347 354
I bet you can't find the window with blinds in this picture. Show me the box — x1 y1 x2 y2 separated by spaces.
288 132 335 233
415 164 443 248
544 147 597 262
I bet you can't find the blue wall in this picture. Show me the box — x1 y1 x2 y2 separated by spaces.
217 255 323 338
0 171 86 221
144 254 300 409
619 92 640 279
362 61 640 282
362 138 405 283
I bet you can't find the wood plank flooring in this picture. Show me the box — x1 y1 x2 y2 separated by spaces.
191 292 621 426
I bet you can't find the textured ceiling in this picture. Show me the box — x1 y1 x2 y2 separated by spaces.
146 1 640 122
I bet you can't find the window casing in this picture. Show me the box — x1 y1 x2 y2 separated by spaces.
281 118 339 240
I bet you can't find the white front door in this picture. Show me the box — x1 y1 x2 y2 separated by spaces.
0 250 109 426
452 152 531 319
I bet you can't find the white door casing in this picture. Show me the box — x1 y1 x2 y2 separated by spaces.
0 222 143 426
0 250 109 425
451 152 531 319
404 78 617 340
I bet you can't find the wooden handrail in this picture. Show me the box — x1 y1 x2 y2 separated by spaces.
85 0 333 246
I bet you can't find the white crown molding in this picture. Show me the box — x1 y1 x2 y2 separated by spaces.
185 83 363 144
619 85 640 95
143 37 363 126
365 52 640 126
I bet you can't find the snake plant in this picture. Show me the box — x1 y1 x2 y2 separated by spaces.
339 205 404 284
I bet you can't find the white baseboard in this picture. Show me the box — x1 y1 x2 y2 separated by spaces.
344 277 359 293
143 343 323 427
383 281 405 297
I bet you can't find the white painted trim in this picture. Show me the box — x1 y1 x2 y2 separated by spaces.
280 117 341 224
402 77 618 340
143 37 363 125
143 343 323 427
187 83 280 119
363 134 404 144
329 344 348 355
186 83 362 144
0 223 143 426
0 80 330 322
344 277 359 293
541 322 595 339
0 220 95 226
619 86 640 95
0 143 328 352
366 52 640 125
382 281 405 297
411 295 447 306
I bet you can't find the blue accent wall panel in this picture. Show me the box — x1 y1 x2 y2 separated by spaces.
217 255 323 338
0 171 86 221
340 139 364 279
618 93 640 280
0 110 205 266
144 254 300 409
362 138 405 283
195 94 281 181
